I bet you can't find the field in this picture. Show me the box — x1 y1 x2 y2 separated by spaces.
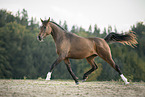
0 79 145 97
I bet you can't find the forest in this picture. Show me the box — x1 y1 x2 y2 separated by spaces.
0 9 145 82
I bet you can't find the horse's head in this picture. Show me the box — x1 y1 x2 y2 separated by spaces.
37 17 52 42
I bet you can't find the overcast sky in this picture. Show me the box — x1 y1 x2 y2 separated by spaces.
0 0 145 32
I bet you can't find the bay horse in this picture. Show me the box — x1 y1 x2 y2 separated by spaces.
37 18 138 85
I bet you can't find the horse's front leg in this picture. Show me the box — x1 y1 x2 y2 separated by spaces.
64 58 79 85
46 56 64 80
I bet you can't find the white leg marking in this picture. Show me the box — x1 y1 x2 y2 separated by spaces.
46 72 52 80
120 74 129 85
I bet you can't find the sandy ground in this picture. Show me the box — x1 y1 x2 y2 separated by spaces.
0 79 144 97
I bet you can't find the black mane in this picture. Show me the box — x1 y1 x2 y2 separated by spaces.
50 21 67 32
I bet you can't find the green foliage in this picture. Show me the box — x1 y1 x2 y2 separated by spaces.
62 21 68 30
0 9 145 82
88 25 92 33
108 25 112 33
93 24 100 37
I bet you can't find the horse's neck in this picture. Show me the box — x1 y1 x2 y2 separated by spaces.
50 23 65 43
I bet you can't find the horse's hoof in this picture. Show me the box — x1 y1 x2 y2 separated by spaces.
82 79 86 82
46 78 50 80
75 82 79 85
125 82 130 85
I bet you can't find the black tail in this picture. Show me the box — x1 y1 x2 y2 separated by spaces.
104 31 138 47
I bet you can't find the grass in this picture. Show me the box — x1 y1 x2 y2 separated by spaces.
0 79 145 97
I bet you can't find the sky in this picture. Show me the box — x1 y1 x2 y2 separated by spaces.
0 0 145 32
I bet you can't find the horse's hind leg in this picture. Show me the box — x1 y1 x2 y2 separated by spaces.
97 46 129 85
64 58 79 85
82 55 98 82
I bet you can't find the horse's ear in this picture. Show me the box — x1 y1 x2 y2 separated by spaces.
40 18 43 23
47 17 50 23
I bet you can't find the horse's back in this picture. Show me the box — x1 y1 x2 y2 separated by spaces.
65 33 111 59
88 37 108 47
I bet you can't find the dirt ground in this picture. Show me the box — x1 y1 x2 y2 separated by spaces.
0 79 144 97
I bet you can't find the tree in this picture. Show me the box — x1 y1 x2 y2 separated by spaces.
71 25 78 33
114 26 117 33
59 20 62 26
88 25 92 33
108 25 112 33
28 17 39 31
21 9 28 27
79 26 85 32
15 10 21 24
102 27 107 37
0 40 12 78
93 24 100 36
63 21 68 30
0 9 15 27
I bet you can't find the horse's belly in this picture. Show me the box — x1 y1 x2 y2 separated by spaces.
68 49 96 59
67 38 97 59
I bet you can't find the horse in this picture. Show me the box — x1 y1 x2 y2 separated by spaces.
37 18 138 85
